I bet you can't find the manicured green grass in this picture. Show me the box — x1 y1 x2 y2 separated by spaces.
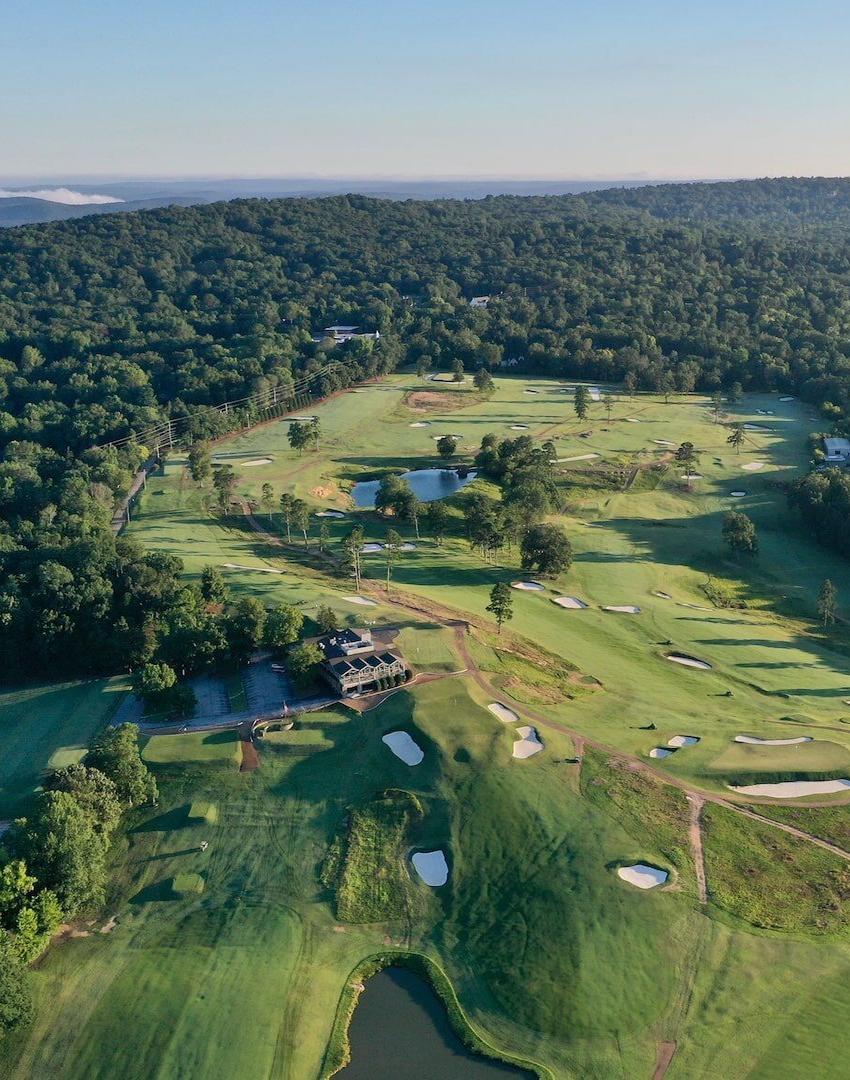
702 802 850 934
172 872 205 896
14 380 850 1079
222 669 248 712
0 676 126 818
187 801 218 824
323 788 424 923
707 738 850 780
142 729 241 766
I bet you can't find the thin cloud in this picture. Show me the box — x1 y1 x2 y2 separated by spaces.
0 187 123 205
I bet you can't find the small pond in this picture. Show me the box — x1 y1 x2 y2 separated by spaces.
352 469 477 509
339 967 534 1079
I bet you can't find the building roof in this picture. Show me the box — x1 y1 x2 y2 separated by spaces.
325 324 359 333
824 437 850 453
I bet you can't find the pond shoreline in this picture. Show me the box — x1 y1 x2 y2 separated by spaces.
321 951 552 1079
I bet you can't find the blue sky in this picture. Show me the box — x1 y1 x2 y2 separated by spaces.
4 0 850 179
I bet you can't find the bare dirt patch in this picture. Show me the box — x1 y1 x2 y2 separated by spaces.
406 390 469 412
311 485 333 499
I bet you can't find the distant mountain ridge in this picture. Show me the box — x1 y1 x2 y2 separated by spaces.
0 177 671 228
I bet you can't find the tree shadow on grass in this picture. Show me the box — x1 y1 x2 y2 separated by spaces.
131 806 189 834
129 879 179 904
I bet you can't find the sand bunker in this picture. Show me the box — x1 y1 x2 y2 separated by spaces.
382 731 424 766
654 591 672 599
681 473 703 480
730 779 850 798
730 491 747 497
779 396 795 402
222 563 282 575
741 461 764 471
652 440 675 446
241 458 273 467
649 747 675 759
603 605 641 614
552 596 588 609
743 424 770 432
361 543 384 553
409 421 430 428
588 387 601 400
397 542 417 552
290 415 317 421
513 726 544 758
488 702 520 724
668 735 700 747
412 850 449 886
343 595 377 606
666 653 712 670
625 417 640 423
511 580 546 591
524 388 539 394
734 734 812 746
557 453 599 462
316 510 346 517
431 434 464 440
617 864 668 889
511 424 529 430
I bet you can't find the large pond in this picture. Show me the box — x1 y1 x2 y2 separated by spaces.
351 469 477 509
338 967 534 1079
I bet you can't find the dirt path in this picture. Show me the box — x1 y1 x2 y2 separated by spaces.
238 722 260 771
688 795 708 904
652 1041 677 1080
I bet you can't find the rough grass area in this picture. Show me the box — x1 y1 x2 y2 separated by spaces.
322 788 424 923
750 805 850 852
581 748 695 895
702 802 850 934
466 633 586 706
142 730 241 766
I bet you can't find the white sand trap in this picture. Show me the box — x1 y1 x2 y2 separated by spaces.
779 396 795 402
513 726 544 758
654 591 672 599
412 850 449 886
650 747 675 759
743 424 769 432
666 653 712 670
361 543 384 553
431 434 464 440
730 491 747 497
668 735 700 747
617 864 668 889
409 421 430 428
552 596 588 609
524 388 539 394
741 461 764 471
241 458 273 467
735 734 812 746
290 415 317 421
511 424 530 430
392 542 417 552
730 779 850 799
316 510 346 517
488 702 520 724
681 473 702 480
222 563 283 575
625 417 640 423
511 580 546 591
603 605 641 614
588 387 601 400
343 595 377 607
557 453 599 462
652 440 675 446
382 731 424 766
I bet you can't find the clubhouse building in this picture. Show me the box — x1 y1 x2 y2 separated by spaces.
314 627 407 697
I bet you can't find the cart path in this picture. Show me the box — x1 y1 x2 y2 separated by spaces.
652 1042 677 1080
687 795 708 904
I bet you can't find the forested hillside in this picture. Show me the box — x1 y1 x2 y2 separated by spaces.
2 179 850 679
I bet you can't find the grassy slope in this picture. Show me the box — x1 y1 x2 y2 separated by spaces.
0 676 127 818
